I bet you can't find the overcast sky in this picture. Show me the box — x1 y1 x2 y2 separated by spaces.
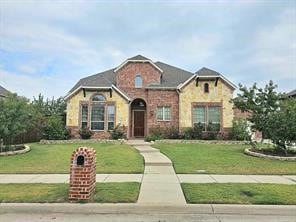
0 0 295 99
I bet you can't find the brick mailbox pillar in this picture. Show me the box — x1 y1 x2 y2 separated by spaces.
69 147 96 201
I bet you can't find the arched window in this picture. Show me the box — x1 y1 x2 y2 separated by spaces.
204 83 209 93
92 94 106 102
135 75 143 88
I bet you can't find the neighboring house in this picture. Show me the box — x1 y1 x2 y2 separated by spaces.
65 55 236 139
0 85 10 98
287 89 296 98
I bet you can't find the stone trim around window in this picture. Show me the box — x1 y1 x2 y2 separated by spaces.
191 101 223 132
78 98 116 132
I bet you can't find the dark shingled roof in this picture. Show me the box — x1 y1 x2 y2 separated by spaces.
0 85 10 97
66 55 235 96
287 89 296 97
67 56 195 94
127 55 150 61
196 67 221 76
146 62 194 88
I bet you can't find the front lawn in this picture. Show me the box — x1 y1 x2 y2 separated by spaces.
0 143 144 174
0 182 140 203
182 183 296 205
154 143 296 174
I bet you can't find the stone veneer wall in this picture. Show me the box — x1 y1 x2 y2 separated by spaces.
179 79 234 132
66 89 129 138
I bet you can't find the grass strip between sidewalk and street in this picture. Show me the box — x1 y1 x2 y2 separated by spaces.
0 182 140 203
181 183 296 205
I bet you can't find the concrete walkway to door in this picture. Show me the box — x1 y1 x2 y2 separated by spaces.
127 140 186 205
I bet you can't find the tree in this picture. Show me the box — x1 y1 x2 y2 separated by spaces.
32 94 66 116
232 81 282 138
42 115 67 140
0 94 39 151
265 99 296 155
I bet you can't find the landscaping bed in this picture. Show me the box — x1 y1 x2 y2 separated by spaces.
0 145 30 156
182 183 296 205
0 143 144 174
0 182 140 203
154 143 296 174
245 148 296 161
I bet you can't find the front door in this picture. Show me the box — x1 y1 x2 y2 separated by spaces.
133 110 145 137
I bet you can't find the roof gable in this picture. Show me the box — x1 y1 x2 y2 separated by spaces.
114 54 163 73
0 85 10 97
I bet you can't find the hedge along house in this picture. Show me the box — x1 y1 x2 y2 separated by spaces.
65 55 236 139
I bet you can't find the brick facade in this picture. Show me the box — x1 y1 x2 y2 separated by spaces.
66 58 235 139
116 62 161 91
69 147 96 201
147 89 179 130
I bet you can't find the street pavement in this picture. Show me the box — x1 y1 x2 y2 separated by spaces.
0 203 295 222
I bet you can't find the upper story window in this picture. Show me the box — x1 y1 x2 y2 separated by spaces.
92 94 106 102
204 83 209 93
135 75 143 88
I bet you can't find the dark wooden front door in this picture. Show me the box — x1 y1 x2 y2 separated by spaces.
133 110 145 137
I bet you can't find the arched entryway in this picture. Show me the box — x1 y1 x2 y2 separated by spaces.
131 98 146 138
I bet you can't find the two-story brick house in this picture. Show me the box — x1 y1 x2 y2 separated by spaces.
65 55 236 139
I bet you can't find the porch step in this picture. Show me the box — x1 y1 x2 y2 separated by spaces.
133 146 159 153
126 140 151 146
141 152 172 166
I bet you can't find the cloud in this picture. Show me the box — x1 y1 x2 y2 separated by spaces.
0 0 295 98
248 8 296 79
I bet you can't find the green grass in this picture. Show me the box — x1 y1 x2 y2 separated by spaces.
182 183 296 205
0 143 144 174
154 143 296 174
0 182 140 203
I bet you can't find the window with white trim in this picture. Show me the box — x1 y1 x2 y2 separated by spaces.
193 106 206 130
107 105 115 130
157 106 171 121
192 105 221 131
208 106 220 131
135 75 143 88
91 104 105 130
81 105 88 128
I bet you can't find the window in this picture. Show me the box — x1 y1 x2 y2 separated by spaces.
107 105 115 130
91 104 105 130
193 106 206 130
204 83 209 93
157 106 171 121
135 75 143 88
81 105 88 128
192 105 221 131
92 94 105 102
208 106 220 131
82 93 116 131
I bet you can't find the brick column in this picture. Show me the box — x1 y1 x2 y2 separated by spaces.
69 147 96 201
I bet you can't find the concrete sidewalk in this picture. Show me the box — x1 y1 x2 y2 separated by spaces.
131 140 187 205
0 203 295 222
0 174 295 184
0 174 142 183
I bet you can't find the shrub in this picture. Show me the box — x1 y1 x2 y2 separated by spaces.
163 126 181 139
203 123 218 140
145 126 163 142
230 118 251 141
79 127 93 139
183 124 203 140
109 124 127 140
43 115 67 140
